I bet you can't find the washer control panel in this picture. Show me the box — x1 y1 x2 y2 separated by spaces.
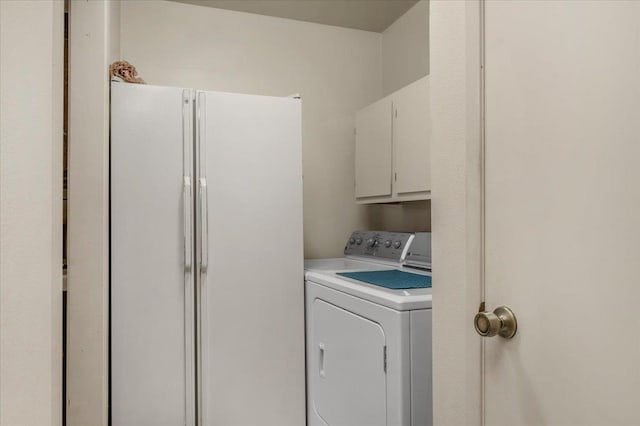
344 231 414 262
404 232 432 270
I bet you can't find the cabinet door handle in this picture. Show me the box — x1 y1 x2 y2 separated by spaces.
319 343 326 378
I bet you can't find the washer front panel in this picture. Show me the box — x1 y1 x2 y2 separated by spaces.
306 281 411 426
313 299 387 426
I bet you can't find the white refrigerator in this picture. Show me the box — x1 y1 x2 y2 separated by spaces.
110 82 305 426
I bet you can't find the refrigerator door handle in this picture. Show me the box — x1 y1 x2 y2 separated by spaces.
183 176 192 272
199 177 208 273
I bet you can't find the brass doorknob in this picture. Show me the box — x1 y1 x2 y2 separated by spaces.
474 305 517 339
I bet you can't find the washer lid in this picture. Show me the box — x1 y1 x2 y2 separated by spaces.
337 270 432 290
305 270 432 311
304 258 392 273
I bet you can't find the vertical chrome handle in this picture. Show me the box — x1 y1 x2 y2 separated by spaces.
183 176 192 271
319 343 326 378
199 178 208 273
182 89 193 275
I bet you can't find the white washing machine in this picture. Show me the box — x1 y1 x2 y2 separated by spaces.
305 231 432 426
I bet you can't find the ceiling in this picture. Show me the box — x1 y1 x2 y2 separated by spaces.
169 0 420 33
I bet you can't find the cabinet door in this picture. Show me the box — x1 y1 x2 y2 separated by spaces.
312 299 387 426
355 98 393 199
393 77 430 195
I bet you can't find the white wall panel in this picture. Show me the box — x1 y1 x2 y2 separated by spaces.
0 1 64 424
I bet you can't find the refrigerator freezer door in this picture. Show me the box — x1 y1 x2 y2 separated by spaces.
111 82 195 426
196 91 305 426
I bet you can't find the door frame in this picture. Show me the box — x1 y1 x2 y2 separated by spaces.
66 1 120 425
430 1 484 425
66 1 486 425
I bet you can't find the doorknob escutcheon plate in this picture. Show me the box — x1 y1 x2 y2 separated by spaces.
474 305 517 339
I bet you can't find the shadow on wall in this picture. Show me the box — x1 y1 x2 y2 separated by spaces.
366 200 431 232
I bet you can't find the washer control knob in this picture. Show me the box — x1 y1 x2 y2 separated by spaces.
366 238 376 248
355 238 363 245
393 241 402 249
384 240 392 248
349 238 355 245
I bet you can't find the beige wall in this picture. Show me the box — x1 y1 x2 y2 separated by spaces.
120 1 382 259
0 0 64 424
67 1 120 425
367 200 431 233
382 0 429 96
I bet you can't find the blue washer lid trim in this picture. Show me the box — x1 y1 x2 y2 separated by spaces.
337 270 432 290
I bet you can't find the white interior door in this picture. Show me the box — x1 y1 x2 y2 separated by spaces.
312 300 387 426
197 91 305 426
482 2 640 424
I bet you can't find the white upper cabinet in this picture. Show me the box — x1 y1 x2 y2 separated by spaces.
355 98 393 199
394 77 430 196
355 76 430 204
